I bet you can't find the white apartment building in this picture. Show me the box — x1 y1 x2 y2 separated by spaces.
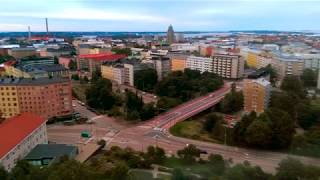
0 112 48 171
171 43 198 52
186 56 213 73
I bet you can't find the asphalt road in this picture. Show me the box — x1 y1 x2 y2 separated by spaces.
109 84 320 173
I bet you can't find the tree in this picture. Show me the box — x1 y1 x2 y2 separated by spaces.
263 64 277 85
134 69 158 92
86 78 115 110
208 154 226 175
301 68 317 87
281 75 305 98
296 102 318 129
140 103 156 121
91 70 102 83
276 158 320 180
220 84 244 113
110 162 130 180
244 115 273 148
155 69 223 103
0 166 8 180
224 163 270 180
177 144 201 163
125 91 143 120
171 168 187 180
145 146 166 164
71 74 79 80
53 56 59 64
157 97 182 111
203 113 222 132
266 108 295 148
112 48 132 56
68 60 77 71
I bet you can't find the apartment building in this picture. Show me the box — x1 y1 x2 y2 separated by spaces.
243 78 271 114
256 53 273 69
169 54 188 71
186 56 213 73
101 59 153 86
8 47 37 59
0 112 48 171
151 56 171 81
212 54 244 79
0 77 72 119
77 53 127 75
271 55 305 79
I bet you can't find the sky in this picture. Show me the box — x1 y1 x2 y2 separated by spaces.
0 0 319 32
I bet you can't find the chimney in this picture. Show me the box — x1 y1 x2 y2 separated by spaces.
28 26 31 40
45 18 49 36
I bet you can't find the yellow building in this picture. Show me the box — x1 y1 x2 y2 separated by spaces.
243 78 271 114
247 52 259 68
101 65 114 81
0 85 20 118
4 65 31 78
171 58 186 71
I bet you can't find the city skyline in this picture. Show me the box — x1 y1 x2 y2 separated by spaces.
0 0 319 32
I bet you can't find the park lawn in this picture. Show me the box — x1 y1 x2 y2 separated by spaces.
170 119 221 144
162 157 215 178
130 169 170 180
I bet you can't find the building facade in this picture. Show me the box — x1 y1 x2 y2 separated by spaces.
243 78 271 114
186 56 213 73
8 48 37 59
0 113 48 171
152 56 171 81
77 53 126 75
0 77 72 119
171 56 187 71
212 54 244 79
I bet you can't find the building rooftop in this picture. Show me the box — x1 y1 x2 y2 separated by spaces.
10 47 36 52
25 144 77 160
0 77 70 86
0 112 46 159
78 53 126 61
23 64 68 73
254 78 271 87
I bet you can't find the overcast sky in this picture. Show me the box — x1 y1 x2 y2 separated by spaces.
0 0 319 32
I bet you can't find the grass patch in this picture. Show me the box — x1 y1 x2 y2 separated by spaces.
170 119 221 144
130 169 170 180
162 157 215 178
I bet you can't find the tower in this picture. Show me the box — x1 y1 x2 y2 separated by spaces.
45 18 49 36
28 26 31 40
167 24 175 44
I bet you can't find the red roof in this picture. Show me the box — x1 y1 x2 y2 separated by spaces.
78 53 127 61
0 112 46 158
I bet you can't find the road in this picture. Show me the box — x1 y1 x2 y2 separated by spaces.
108 84 320 173
48 83 320 173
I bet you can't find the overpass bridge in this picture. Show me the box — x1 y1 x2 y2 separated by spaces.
146 83 231 131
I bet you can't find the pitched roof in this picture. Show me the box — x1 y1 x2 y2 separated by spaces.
78 53 127 61
0 112 46 159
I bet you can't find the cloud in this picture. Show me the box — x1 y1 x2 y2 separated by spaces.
0 7 169 23
0 23 27 31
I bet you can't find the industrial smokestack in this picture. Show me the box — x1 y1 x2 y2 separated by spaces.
28 26 31 40
45 18 49 36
